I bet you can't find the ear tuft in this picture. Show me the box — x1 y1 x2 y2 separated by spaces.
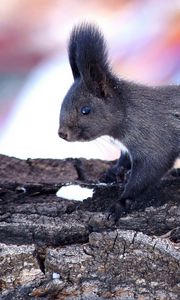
68 29 81 79
68 23 110 96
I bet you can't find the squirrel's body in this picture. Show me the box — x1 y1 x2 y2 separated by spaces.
58 23 180 217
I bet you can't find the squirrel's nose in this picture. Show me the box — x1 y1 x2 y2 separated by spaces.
58 129 68 140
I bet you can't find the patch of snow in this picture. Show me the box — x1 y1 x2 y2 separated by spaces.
56 184 93 201
52 272 61 279
95 182 111 186
16 186 26 193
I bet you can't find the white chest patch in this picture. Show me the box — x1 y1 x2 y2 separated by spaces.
109 137 129 153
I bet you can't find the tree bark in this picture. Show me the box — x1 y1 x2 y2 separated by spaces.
0 154 179 299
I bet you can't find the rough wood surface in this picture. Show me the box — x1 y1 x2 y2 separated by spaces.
0 154 179 299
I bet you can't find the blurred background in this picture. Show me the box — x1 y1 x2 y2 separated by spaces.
0 0 180 160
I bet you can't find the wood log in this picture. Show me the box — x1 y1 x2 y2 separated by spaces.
0 154 179 299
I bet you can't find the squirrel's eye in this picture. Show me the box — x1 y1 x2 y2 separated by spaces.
81 106 91 115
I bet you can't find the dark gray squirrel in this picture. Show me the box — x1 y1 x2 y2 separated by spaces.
58 23 180 219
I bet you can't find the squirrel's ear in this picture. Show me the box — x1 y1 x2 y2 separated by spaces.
85 63 109 98
68 37 81 79
68 23 110 96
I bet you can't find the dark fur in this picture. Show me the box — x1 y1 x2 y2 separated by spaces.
59 23 180 215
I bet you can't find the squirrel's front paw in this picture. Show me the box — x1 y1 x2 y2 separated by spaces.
107 198 133 223
101 166 127 183
100 167 117 183
107 202 125 223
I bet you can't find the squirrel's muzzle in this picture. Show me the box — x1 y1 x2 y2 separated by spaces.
58 128 69 141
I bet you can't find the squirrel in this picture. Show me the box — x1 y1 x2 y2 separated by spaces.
58 23 180 220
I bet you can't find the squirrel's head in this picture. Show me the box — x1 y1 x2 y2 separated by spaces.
58 23 122 142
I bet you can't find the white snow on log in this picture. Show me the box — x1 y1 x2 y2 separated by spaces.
56 185 93 201
52 272 61 279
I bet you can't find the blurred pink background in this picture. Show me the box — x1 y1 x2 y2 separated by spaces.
0 0 180 160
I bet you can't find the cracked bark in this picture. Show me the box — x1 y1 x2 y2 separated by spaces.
0 154 179 299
